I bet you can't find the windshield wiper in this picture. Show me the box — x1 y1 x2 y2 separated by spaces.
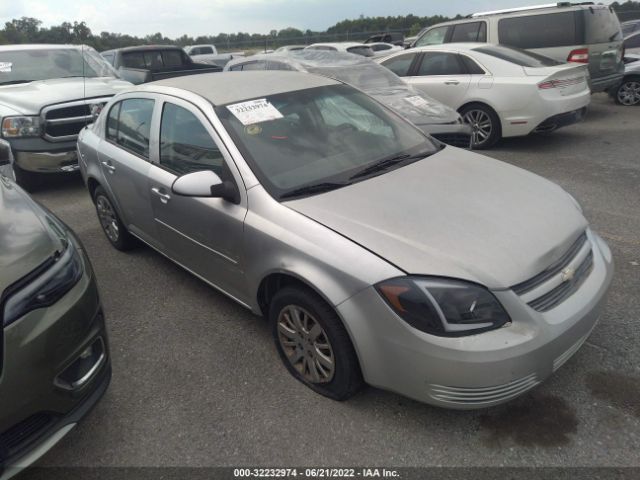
280 182 349 200
349 150 433 181
0 79 35 86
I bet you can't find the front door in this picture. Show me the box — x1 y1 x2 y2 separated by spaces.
147 98 249 304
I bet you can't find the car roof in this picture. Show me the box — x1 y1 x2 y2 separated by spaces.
408 43 487 53
308 42 369 48
110 45 185 53
142 71 341 106
0 44 86 52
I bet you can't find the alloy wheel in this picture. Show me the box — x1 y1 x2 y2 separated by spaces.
462 109 493 147
96 195 120 243
277 305 335 384
617 81 640 106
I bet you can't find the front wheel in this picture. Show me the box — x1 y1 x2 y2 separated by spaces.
270 287 363 401
93 186 136 251
459 104 501 149
615 77 640 106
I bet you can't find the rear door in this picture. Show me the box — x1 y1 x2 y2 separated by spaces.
404 51 471 107
97 96 158 245
147 96 249 304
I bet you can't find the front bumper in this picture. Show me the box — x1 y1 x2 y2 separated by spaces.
0 239 110 476
419 123 472 149
337 231 613 409
6 138 79 174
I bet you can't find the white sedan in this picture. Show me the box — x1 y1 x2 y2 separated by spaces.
376 43 591 148
305 42 374 57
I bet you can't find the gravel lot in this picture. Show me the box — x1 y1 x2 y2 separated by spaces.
22 93 640 471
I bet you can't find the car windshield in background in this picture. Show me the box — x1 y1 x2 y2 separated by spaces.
584 8 623 43
217 84 434 200
0 47 118 85
474 45 563 67
346 46 374 57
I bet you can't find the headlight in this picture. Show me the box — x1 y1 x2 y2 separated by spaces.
2 239 83 327
376 277 511 337
1 116 42 138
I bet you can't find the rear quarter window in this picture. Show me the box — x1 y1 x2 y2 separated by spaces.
498 11 580 48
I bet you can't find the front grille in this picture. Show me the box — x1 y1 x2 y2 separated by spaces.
0 413 58 463
431 133 472 149
42 98 111 142
512 232 594 312
428 372 540 406
528 252 593 312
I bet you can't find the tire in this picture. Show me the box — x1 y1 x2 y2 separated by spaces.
13 165 43 192
270 286 363 401
93 186 136 251
615 77 640 106
459 103 502 149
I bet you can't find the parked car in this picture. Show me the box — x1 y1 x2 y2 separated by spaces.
610 54 640 105
274 45 306 53
0 153 110 478
183 44 242 68
0 44 132 191
305 42 374 57
621 19 640 36
377 43 591 148
404 27 429 48
366 42 403 57
364 32 405 46
78 71 613 409
224 50 472 147
410 2 624 93
100 45 222 85
624 31 640 55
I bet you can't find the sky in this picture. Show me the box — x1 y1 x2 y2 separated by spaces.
0 0 610 37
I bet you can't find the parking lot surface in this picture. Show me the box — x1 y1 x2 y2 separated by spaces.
23 94 640 470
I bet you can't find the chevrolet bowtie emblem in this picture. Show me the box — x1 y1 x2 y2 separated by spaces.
561 267 576 282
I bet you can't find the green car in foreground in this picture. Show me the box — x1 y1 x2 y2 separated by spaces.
0 146 110 479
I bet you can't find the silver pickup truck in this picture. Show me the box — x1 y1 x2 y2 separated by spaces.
0 44 131 190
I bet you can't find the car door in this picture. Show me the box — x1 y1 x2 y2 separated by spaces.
147 97 249 304
97 96 158 245
405 51 471 108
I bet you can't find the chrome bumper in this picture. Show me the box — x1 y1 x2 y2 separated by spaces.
14 150 78 174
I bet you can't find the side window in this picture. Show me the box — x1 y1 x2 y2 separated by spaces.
460 55 486 75
122 52 145 68
498 12 578 49
241 61 267 70
625 33 640 49
416 52 466 76
106 102 121 141
415 26 450 47
268 61 295 71
115 99 154 158
102 53 115 65
195 46 213 55
162 50 185 67
229 64 244 71
143 51 163 69
381 53 417 76
159 103 225 176
451 22 486 43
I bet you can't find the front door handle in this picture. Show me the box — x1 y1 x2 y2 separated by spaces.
151 187 171 203
101 161 116 173
444 80 460 85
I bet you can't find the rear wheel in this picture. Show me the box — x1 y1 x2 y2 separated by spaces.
93 186 136 251
615 77 640 106
270 286 363 401
13 165 43 192
459 103 501 149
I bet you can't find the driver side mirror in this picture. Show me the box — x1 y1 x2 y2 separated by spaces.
171 170 240 204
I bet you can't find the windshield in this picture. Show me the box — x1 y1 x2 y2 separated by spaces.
0 47 119 85
346 46 374 57
217 84 435 200
474 45 562 67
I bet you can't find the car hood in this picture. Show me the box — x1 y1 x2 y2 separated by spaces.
286 148 587 289
0 77 132 114
0 176 64 295
367 86 461 125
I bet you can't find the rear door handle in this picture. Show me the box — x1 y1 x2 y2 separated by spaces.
444 80 460 85
101 161 116 173
151 187 171 203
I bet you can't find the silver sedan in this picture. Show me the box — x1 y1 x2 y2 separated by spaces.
78 71 613 408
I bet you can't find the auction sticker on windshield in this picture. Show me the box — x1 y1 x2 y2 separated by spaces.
0 62 12 73
227 99 283 125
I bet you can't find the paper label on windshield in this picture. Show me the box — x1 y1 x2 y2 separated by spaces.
0 62 12 73
227 99 283 125
404 95 431 108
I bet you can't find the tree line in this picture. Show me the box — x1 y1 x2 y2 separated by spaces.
0 2 638 52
